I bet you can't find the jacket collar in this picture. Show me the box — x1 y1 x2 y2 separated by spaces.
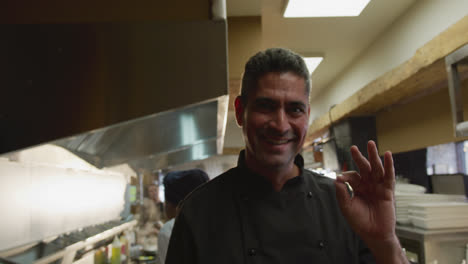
236 150 306 194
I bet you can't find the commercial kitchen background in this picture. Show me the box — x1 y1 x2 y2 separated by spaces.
1 0 468 263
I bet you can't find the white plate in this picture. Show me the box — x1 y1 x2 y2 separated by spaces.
409 215 468 229
395 183 426 194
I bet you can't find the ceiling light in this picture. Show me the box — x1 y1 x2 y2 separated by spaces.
284 0 371 17
303 57 323 74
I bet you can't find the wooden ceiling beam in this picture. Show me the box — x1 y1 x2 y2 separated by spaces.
305 15 468 145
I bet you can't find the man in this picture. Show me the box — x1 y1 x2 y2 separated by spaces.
158 169 210 264
166 48 408 263
137 183 163 244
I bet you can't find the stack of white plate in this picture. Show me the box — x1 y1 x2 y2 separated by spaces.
395 190 465 225
395 183 427 194
396 193 422 224
395 183 427 225
408 201 468 229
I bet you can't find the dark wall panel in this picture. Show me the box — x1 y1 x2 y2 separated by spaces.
331 116 377 172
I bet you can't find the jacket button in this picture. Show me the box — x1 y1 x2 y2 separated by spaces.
248 248 257 256
318 240 325 249
307 191 313 198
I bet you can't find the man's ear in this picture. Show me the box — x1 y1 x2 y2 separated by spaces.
234 96 244 126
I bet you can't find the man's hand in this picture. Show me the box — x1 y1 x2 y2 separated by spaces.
334 140 408 264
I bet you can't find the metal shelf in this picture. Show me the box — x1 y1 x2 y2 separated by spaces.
34 220 137 264
446 43 468 137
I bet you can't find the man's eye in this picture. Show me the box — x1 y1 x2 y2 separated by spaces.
290 107 305 114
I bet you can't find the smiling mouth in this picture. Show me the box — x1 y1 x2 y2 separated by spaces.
264 138 294 145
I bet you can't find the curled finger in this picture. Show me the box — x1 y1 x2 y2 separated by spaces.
336 171 361 188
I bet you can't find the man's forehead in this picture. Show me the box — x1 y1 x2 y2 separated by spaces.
252 96 308 106
258 71 304 81
257 71 307 89
251 75 308 99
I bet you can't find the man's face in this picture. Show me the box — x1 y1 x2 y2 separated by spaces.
148 185 158 202
235 71 310 170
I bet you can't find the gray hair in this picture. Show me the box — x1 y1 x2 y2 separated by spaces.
240 48 311 104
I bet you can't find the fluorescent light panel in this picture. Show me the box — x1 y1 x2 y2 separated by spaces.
284 0 371 17
304 57 323 74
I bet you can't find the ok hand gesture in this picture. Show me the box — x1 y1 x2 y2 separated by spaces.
335 140 408 264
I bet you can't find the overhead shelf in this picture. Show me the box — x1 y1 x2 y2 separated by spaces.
305 15 468 145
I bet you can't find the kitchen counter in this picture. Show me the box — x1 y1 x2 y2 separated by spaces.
396 224 468 264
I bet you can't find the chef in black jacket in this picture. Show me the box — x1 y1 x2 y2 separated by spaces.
166 48 408 264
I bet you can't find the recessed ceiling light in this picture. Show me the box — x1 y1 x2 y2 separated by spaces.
284 0 371 17
303 57 323 75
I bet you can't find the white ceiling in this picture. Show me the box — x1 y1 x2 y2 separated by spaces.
225 0 417 99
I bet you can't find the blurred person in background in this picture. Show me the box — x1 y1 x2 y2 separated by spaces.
158 169 209 264
137 183 163 245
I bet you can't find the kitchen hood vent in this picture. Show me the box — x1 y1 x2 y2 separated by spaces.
53 96 228 171
0 20 228 170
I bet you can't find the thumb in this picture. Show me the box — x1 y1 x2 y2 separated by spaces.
334 180 352 216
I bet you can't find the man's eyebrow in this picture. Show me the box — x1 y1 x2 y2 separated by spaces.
253 97 276 104
288 101 307 108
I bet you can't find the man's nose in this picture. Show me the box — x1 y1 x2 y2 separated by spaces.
269 109 290 133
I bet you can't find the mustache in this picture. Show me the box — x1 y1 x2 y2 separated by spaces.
262 128 297 140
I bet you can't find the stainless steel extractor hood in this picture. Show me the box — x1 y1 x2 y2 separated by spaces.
0 19 229 171
53 96 228 171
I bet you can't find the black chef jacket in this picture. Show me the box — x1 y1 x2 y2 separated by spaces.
165 151 376 264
